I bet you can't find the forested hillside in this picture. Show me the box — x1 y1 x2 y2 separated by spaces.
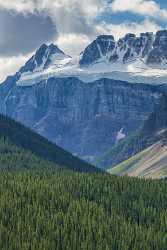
0 170 167 250
0 94 166 250
0 115 98 172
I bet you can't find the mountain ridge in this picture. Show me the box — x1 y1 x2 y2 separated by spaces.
80 31 167 67
3 29 167 87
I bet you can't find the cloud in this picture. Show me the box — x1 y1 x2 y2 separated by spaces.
0 54 31 82
0 0 105 36
0 1 35 13
96 19 161 40
56 33 91 55
0 0 104 16
111 0 167 20
0 0 106 55
57 19 161 55
0 0 164 48
0 10 57 56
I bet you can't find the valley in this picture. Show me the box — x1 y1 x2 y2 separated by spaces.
1 1 167 249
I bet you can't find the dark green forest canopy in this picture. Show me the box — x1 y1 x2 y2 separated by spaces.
0 169 167 250
0 105 167 250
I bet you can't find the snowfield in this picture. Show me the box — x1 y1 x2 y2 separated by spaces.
17 55 167 86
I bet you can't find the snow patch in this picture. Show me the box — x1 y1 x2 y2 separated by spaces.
116 128 126 141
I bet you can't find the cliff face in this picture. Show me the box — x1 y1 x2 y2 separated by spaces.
108 94 167 179
0 76 161 162
97 94 167 169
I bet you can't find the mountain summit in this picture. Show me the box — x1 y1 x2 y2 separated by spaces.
19 43 70 75
14 30 167 87
80 31 167 67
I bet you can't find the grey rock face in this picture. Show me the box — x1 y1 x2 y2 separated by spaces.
98 93 167 170
80 32 154 66
80 35 116 66
0 77 161 162
20 43 67 74
140 32 154 58
80 31 167 67
147 30 167 65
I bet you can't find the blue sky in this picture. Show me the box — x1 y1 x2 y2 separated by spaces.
0 0 167 81
102 0 167 27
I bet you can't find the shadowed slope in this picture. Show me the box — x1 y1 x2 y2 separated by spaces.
0 115 99 172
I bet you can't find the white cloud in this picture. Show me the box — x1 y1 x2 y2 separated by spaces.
56 34 91 55
0 0 164 41
0 54 31 82
111 0 167 20
0 0 105 35
0 0 104 16
55 18 161 56
0 1 35 13
96 19 161 40
0 0 106 51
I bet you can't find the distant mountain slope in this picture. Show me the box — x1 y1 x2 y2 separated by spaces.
109 141 167 179
97 94 167 170
97 94 167 178
0 115 98 172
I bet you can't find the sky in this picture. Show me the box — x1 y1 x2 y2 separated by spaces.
0 0 167 82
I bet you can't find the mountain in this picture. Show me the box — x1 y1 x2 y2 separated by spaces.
0 77 161 163
109 141 167 179
13 30 167 86
79 30 167 84
97 94 167 169
1 30 167 163
0 114 98 172
16 43 72 87
102 94 167 178
20 43 70 74
80 31 167 67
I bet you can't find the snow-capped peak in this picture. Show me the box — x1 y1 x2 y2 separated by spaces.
79 33 156 67
17 30 167 87
19 43 71 75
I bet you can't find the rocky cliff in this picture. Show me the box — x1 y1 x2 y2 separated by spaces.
0 75 161 162
108 94 167 179
97 93 167 169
